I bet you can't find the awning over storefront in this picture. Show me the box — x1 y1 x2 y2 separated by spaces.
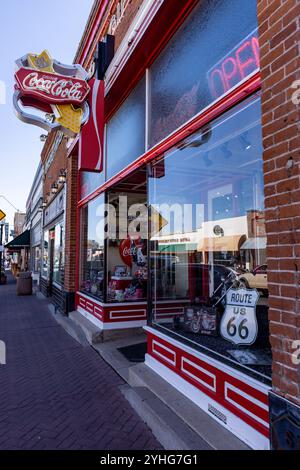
198 235 246 252
5 230 30 251
240 237 267 250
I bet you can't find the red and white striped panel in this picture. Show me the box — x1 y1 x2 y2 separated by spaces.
147 329 270 439
76 293 147 324
76 293 104 321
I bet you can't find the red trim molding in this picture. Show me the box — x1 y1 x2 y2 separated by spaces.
78 71 261 208
76 292 147 325
146 327 270 443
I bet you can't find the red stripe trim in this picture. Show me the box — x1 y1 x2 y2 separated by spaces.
226 388 269 424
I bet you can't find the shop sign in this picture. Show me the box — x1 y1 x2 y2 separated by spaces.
0 210 6 223
208 29 259 100
13 50 91 136
78 78 105 172
108 0 130 35
15 68 90 105
220 287 259 345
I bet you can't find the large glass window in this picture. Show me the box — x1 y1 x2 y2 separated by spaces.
80 171 105 201
149 0 259 147
42 231 49 279
106 76 146 180
53 221 65 285
80 195 105 300
32 246 41 273
149 93 270 382
106 170 148 303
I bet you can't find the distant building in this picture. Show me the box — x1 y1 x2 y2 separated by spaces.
13 212 25 237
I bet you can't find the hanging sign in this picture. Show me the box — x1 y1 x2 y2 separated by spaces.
0 210 6 223
220 287 259 345
13 50 91 136
78 78 104 172
14 69 90 105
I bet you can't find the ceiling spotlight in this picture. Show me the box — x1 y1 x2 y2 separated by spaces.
40 134 47 142
240 132 252 151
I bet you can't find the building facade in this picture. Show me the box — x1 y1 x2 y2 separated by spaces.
24 162 43 282
33 0 300 450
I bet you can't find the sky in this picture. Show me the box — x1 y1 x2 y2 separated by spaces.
0 0 94 232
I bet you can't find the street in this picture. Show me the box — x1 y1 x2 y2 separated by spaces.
0 275 161 450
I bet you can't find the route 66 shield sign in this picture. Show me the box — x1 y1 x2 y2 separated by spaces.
220 287 260 345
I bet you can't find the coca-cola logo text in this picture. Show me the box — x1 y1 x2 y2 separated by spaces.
15 68 90 105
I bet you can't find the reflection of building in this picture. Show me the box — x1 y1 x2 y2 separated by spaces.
24 162 43 282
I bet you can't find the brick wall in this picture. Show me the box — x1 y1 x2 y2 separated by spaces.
64 153 78 294
258 0 300 404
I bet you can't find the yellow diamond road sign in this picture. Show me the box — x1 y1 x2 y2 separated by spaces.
0 210 6 222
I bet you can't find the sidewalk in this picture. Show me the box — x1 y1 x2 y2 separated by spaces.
0 274 161 450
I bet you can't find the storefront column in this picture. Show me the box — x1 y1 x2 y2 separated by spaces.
64 153 78 313
258 0 300 449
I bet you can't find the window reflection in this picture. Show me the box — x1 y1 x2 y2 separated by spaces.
149 93 271 379
80 196 105 300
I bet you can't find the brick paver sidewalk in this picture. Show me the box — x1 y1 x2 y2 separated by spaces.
0 274 161 450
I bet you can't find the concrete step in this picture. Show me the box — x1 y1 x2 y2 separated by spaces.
69 310 103 344
128 363 250 450
120 385 212 450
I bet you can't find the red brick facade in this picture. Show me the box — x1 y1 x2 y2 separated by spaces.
258 0 300 404
64 153 78 294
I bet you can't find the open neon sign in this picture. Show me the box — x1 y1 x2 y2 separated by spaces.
208 29 260 100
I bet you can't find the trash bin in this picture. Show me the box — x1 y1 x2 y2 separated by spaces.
17 271 32 296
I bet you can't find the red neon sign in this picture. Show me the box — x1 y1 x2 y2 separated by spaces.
208 29 260 100
15 68 90 105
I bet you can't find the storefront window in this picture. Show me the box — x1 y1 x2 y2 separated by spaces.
53 221 65 285
149 0 259 147
80 170 105 201
106 170 148 303
42 231 49 279
149 93 271 381
33 246 41 273
80 195 105 300
106 76 146 180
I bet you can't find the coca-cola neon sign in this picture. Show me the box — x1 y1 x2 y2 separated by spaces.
13 50 91 136
15 69 90 105
208 29 260 100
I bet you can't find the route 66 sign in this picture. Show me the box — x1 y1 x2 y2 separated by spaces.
220 287 260 345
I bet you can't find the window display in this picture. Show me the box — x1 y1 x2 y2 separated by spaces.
32 246 41 273
149 92 271 381
106 171 148 303
42 231 49 279
80 195 105 300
